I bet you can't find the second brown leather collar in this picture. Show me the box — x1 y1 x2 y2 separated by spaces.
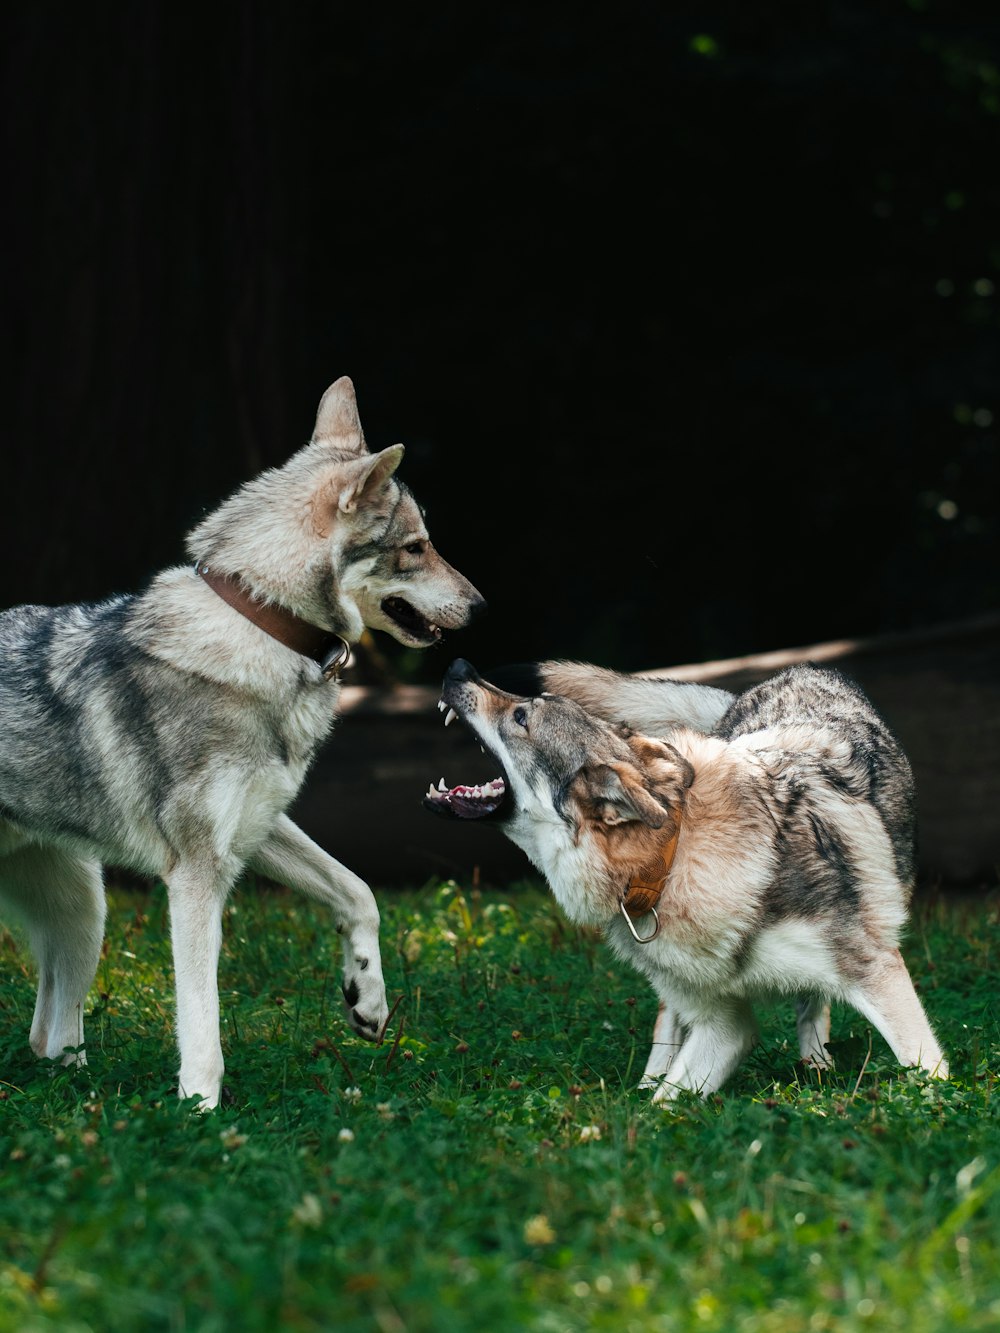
618 815 682 943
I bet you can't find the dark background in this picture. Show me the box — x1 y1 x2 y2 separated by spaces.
3 3 999 685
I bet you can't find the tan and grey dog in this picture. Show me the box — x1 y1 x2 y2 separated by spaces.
0 377 485 1109
424 658 949 1100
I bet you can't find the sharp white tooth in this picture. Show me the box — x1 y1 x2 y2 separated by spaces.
480 745 485 754
444 708 457 727
438 778 448 791
472 785 482 797
426 783 436 797
437 699 445 712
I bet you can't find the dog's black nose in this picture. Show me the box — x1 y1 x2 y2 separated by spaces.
468 592 488 622
445 658 480 685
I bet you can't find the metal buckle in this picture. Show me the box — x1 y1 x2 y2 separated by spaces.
619 895 660 944
319 637 351 680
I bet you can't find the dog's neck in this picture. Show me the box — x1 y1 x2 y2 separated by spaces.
196 564 350 680
621 815 682 921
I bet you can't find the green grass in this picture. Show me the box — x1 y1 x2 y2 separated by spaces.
1 877 998 1333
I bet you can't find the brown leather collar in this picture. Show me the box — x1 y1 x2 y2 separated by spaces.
196 563 350 680
619 814 682 943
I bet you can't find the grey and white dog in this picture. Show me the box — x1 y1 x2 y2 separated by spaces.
425 657 949 1100
0 376 485 1109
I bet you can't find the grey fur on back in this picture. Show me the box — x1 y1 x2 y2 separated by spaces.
717 663 916 897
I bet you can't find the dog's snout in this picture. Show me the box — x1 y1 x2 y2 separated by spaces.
467 591 488 622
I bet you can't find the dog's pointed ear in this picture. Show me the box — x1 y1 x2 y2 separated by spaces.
311 376 367 454
627 735 695 806
338 444 405 514
309 444 405 537
568 761 670 830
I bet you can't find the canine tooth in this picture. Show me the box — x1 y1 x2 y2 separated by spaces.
438 778 448 791
444 708 457 727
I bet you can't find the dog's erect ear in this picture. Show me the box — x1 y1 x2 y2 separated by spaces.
338 444 405 514
309 444 406 537
627 735 695 806
311 376 367 454
568 761 671 830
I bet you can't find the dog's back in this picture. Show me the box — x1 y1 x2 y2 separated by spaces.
716 663 917 901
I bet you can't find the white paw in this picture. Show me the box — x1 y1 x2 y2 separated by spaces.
650 1080 683 1104
177 1062 224 1111
341 972 389 1042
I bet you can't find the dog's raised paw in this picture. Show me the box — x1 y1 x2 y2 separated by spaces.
341 977 389 1042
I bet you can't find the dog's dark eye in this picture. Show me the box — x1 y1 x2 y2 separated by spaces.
403 541 426 557
513 706 529 729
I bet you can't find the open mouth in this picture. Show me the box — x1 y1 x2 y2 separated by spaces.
422 699 510 821
381 595 442 643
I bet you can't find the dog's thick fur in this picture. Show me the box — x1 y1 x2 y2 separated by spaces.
425 658 949 1100
0 376 484 1108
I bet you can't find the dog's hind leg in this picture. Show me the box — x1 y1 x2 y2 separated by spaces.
248 815 389 1043
0 843 106 1066
638 1000 687 1091
795 994 833 1068
651 999 758 1102
846 949 949 1079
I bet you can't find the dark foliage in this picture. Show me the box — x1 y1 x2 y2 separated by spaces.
3 3 998 681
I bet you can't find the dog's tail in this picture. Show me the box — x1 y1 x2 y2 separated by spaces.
486 659 736 737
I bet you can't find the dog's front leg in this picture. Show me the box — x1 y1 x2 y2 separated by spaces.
249 815 389 1043
651 1000 758 1102
638 1000 686 1091
165 865 229 1111
795 994 833 1068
